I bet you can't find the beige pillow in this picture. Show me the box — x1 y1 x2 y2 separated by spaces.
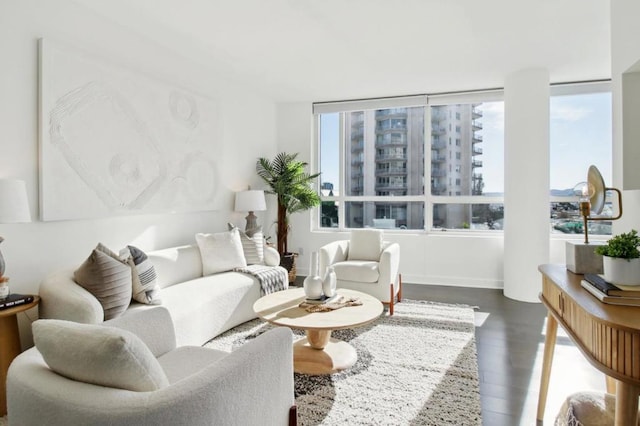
33 319 169 392
74 243 132 320
348 229 384 261
196 228 247 275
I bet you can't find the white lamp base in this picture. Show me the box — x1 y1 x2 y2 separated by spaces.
566 241 604 274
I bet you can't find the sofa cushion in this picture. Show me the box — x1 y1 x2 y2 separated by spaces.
196 229 247 275
127 271 260 347
333 260 380 283
33 319 169 392
74 243 132 320
124 245 162 305
157 346 228 384
348 229 384 261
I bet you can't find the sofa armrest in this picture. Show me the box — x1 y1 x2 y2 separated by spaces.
319 240 349 275
7 327 295 426
378 242 400 288
104 307 177 357
38 270 104 324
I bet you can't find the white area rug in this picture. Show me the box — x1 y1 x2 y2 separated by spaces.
205 299 481 425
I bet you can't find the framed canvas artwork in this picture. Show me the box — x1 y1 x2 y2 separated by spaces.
39 38 222 221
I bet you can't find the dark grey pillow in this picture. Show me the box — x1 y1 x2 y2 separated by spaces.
74 243 132 320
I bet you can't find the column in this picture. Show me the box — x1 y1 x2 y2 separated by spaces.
503 68 550 302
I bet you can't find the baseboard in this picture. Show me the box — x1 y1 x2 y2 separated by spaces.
296 269 503 289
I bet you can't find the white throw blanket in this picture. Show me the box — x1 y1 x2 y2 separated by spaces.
233 265 289 295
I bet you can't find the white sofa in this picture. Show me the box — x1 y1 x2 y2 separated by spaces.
7 306 296 426
39 244 286 346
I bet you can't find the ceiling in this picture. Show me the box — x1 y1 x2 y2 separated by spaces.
76 0 611 103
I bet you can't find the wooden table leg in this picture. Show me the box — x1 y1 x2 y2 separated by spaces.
537 312 558 421
606 376 617 395
615 382 640 426
293 329 358 375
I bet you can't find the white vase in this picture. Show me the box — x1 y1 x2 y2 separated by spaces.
322 266 337 297
603 256 640 286
303 252 324 299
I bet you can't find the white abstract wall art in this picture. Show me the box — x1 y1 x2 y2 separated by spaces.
39 38 222 221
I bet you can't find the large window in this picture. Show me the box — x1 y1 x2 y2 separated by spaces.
549 83 612 236
429 97 504 230
316 84 611 233
316 93 504 231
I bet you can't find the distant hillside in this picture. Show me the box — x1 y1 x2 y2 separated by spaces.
481 189 574 197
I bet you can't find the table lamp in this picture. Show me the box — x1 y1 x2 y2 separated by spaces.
566 165 622 273
234 189 266 233
0 179 31 289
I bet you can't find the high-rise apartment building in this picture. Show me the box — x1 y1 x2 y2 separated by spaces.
343 105 483 229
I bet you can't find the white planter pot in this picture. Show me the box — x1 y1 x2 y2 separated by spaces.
602 256 640 286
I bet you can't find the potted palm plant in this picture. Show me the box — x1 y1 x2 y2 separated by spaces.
595 229 640 285
256 152 321 280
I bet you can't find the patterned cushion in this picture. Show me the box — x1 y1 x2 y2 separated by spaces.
196 229 247 275
123 245 162 305
73 243 132 320
228 223 264 264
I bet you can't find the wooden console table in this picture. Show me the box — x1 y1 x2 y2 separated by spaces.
538 264 640 425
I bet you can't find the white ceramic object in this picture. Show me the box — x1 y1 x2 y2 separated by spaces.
0 282 9 300
603 256 640 286
303 252 324 299
322 266 337 297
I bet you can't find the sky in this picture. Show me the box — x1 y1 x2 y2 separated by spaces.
319 91 612 196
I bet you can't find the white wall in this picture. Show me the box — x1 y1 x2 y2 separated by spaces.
611 0 640 234
0 0 278 346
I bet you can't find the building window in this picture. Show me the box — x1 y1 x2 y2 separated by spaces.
549 83 612 236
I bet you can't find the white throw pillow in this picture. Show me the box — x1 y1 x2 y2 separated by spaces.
263 246 281 266
33 319 169 392
348 229 384 261
196 228 247 275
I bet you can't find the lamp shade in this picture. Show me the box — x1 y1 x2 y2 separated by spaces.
234 190 266 212
0 179 31 223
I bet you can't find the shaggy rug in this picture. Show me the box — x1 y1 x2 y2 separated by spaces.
205 299 482 425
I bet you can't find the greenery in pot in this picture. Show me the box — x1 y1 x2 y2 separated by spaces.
256 152 321 256
595 229 640 260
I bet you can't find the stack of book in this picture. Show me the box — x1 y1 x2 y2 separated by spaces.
0 293 35 310
304 293 340 305
581 274 640 306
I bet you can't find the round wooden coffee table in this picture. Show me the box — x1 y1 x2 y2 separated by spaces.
253 288 383 375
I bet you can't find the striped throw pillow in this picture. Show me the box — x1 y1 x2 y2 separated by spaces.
228 223 265 265
124 245 162 305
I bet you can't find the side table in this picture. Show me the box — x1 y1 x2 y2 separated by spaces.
0 295 39 416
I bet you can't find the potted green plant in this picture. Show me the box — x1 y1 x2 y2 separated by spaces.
595 229 640 285
256 153 321 278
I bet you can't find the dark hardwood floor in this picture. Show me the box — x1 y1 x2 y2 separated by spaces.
401 283 606 426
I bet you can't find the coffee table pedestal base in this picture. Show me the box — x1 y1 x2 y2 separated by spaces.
293 333 357 375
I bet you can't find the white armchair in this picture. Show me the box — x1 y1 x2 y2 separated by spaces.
319 229 401 315
7 307 297 426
